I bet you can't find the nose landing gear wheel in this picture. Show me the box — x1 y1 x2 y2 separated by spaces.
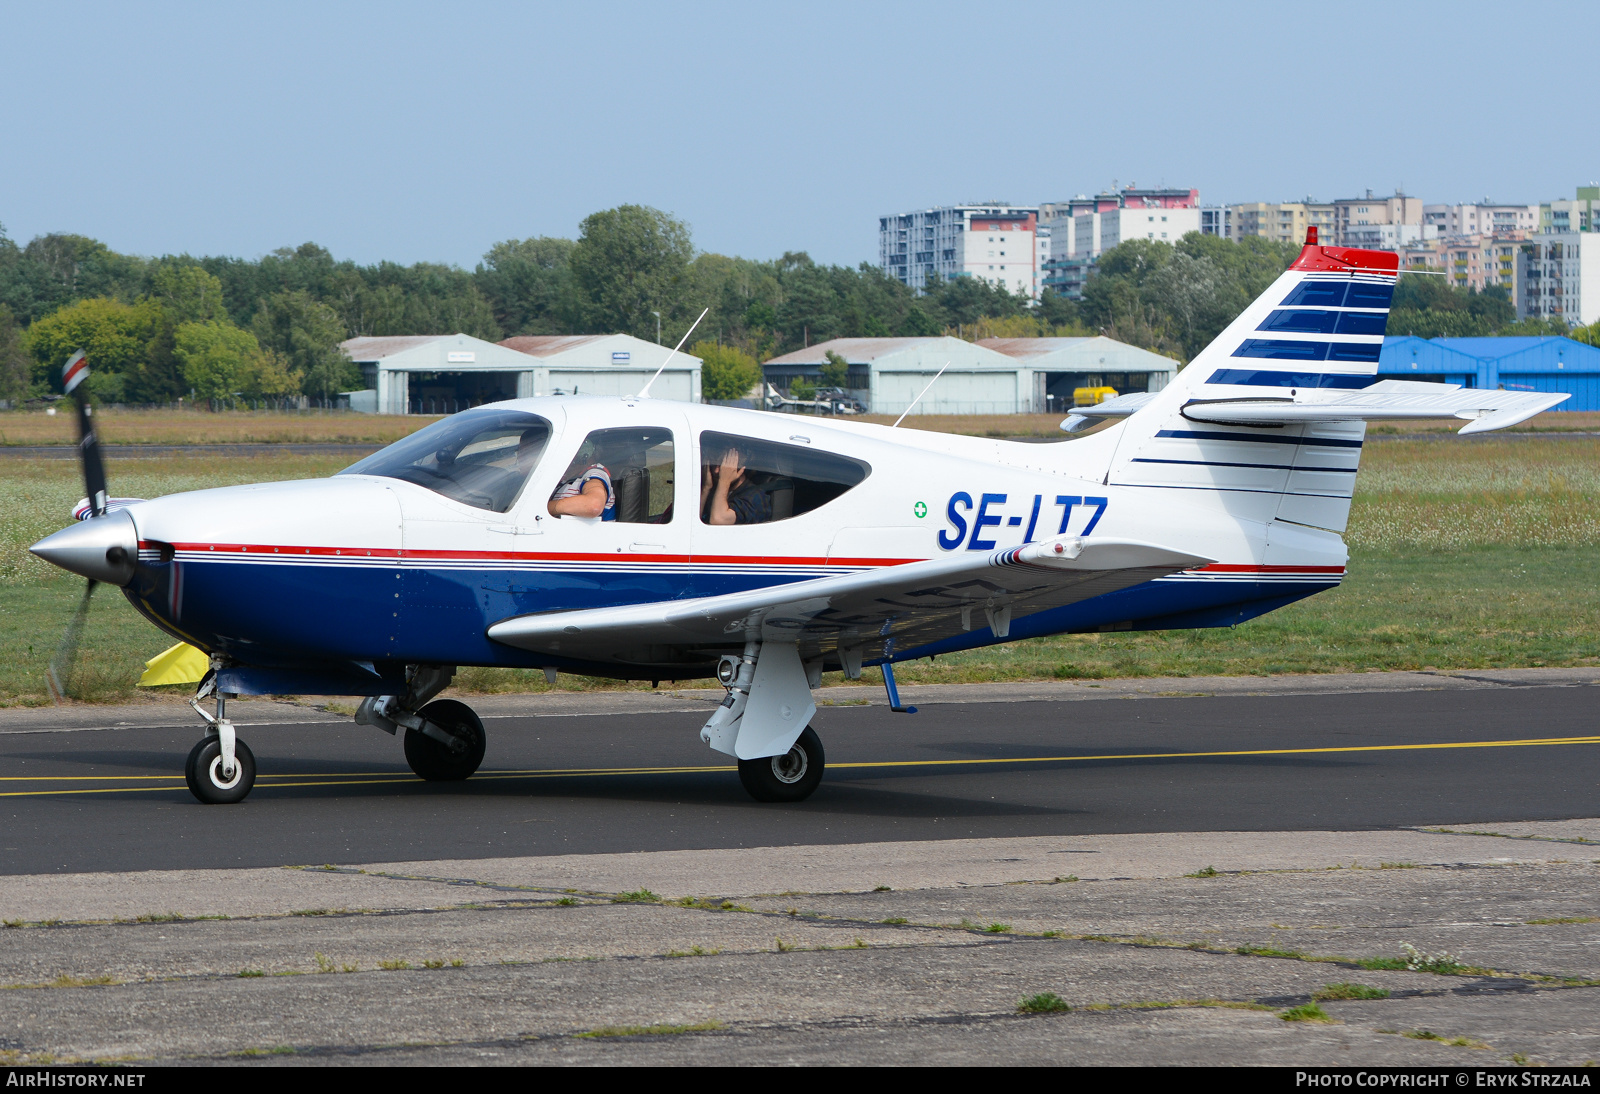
403 699 486 781
737 726 825 803
185 737 256 804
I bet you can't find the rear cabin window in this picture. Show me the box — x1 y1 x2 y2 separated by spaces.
338 408 552 513
699 431 869 526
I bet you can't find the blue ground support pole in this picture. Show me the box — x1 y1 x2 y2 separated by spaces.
881 661 917 714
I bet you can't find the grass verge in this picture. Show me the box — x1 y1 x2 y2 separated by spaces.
4 437 1598 704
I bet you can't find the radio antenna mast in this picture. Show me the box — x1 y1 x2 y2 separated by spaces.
638 307 709 398
892 360 951 427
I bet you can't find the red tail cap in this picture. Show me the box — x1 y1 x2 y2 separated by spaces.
1290 227 1400 274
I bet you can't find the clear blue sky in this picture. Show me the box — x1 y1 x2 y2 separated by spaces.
3 0 1596 270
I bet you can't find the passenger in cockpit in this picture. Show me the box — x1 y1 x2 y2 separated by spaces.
702 444 788 525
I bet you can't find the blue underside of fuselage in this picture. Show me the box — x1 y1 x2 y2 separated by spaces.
125 560 1331 690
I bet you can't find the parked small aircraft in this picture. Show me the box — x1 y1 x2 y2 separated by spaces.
30 231 1568 805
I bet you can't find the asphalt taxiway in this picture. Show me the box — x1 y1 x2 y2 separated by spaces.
3 670 1598 1066
2 669 1596 875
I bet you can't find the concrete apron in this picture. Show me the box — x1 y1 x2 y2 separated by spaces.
4 819 1598 924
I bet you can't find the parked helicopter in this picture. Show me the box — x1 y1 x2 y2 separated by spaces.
30 230 1568 805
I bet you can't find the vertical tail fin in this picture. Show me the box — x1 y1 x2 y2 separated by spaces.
1105 232 1399 533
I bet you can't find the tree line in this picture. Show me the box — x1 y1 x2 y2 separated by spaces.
0 206 1585 407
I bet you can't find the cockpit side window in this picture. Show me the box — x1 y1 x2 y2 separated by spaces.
337 409 552 514
550 427 677 523
699 431 869 525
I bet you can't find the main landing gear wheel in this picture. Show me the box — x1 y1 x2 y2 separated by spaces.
738 726 825 803
185 737 257 805
403 699 486 781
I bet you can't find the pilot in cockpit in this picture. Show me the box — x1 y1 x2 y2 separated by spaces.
547 434 625 520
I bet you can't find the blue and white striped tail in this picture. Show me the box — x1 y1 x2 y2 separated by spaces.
1106 235 1399 533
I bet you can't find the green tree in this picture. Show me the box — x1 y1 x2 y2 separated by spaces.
1035 288 1081 330
174 320 262 400
24 297 160 400
239 348 304 398
250 290 355 398
12 234 145 323
476 236 577 334
1144 251 1231 359
128 317 184 404
921 272 1024 330
1077 234 1293 360
820 350 850 388
693 340 762 401
147 262 227 323
569 205 692 338
0 304 28 404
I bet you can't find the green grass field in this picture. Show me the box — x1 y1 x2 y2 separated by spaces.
2 437 1596 705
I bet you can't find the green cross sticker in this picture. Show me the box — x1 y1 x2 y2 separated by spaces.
913 501 928 519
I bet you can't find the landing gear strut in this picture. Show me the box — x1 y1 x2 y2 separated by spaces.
703 641 826 803
355 666 485 782
185 684 256 805
400 699 485 781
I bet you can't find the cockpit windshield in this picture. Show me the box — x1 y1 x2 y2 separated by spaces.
338 409 553 513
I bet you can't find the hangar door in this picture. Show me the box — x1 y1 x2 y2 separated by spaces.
547 371 694 402
874 371 1018 415
1499 373 1596 411
407 371 523 415
1043 371 1163 412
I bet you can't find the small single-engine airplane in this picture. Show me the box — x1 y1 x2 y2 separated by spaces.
30 230 1568 805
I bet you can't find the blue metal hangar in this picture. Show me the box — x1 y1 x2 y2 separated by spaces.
1378 336 1600 410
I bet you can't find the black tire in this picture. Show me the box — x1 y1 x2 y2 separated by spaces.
403 699 486 781
185 736 256 805
737 726 825 803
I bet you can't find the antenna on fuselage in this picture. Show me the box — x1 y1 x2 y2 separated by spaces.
891 360 951 427
638 307 709 398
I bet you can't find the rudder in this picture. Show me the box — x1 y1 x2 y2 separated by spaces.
1105 231 1399 533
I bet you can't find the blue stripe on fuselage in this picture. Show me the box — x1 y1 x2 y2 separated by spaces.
1154 429 1363 449
126 560 1339 682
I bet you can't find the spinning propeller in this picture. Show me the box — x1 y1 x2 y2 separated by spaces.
43 351 117 701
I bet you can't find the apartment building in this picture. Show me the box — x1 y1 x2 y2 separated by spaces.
1038 186 1199 298
1518 233 1600 326
1541 186 1600 233
878 204 1041 296
1401 234 1526 295
1225 200 1336 246
1424 202 1539 237
1328 190 1425 248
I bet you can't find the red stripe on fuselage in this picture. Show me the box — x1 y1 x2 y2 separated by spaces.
142 541 1343 574
145 540 909 567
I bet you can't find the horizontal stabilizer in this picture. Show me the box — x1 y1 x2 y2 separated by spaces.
1062 392 1155 433
1179 385 1569 436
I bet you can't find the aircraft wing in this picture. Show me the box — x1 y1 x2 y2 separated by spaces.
486 536 1212 670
